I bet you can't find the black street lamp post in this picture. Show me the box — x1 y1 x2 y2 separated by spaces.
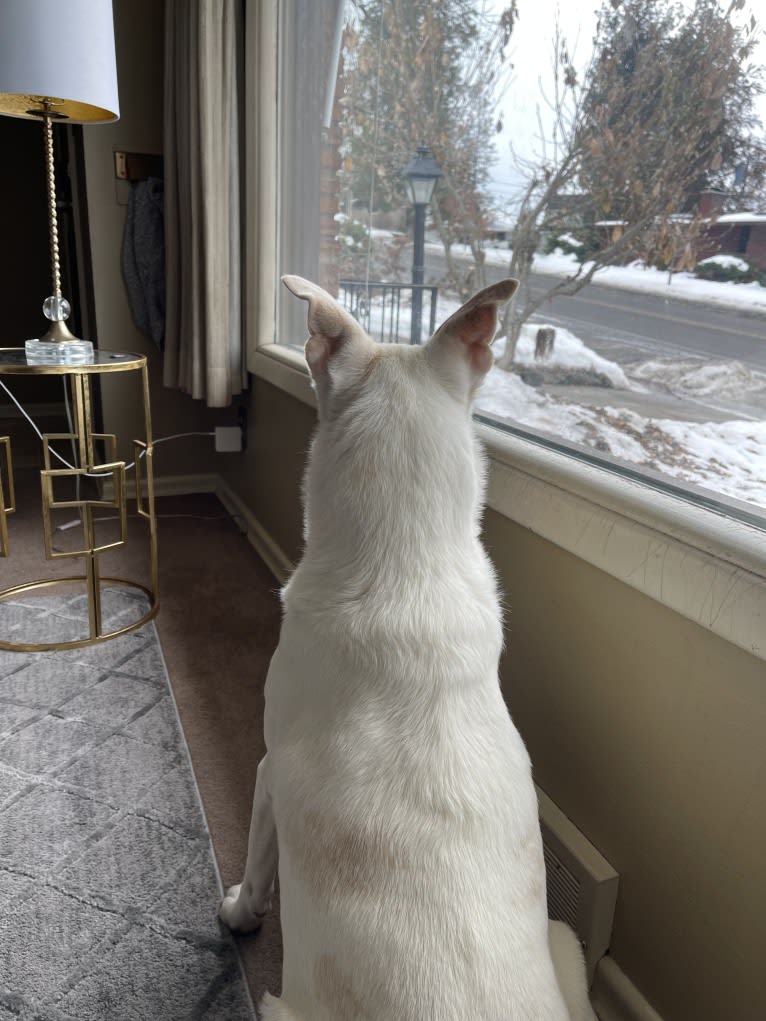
402 145 443 345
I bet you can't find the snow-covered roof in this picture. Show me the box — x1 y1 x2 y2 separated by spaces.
716 213 766 224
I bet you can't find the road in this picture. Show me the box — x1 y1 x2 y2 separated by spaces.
423 250 766 421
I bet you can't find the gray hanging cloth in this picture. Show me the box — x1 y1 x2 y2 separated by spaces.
121 175 166 348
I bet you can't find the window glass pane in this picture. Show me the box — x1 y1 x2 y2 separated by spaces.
279 0 766 523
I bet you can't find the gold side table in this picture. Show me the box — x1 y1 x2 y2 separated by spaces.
0 348 159 652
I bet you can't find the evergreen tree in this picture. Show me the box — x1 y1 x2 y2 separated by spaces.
496 0 764 366
579 0 764 219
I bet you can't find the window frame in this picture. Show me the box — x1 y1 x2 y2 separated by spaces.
246 0 766 665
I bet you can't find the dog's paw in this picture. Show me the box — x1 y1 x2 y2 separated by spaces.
219 884 267 934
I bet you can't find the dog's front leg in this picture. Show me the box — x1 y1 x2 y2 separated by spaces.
219 754 278 933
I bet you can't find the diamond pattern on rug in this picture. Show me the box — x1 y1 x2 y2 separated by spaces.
0 589 255 1020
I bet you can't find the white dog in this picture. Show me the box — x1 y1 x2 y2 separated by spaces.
220 276 595 1021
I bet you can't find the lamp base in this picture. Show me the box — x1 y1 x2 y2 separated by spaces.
25 338 94 365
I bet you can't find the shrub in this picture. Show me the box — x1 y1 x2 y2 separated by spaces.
337 217 371 254
693 254 765 286
337 217 374 277
544 228 600 263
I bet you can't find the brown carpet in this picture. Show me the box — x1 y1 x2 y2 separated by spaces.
1 407 286 1010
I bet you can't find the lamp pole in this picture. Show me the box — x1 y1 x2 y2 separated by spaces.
410 201 427 347
402 146 443 345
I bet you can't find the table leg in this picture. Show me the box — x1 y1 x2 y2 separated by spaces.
70 373 102 640
0 436 15 557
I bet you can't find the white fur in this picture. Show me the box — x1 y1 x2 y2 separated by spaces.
220 276 593 1020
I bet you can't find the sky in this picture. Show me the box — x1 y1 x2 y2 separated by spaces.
489 0 598 207
488 0 766 214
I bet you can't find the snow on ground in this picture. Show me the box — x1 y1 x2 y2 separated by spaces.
342 281 766 511
475 366 766 508
481 244 766 313
478 328 766 508
630 358 766 403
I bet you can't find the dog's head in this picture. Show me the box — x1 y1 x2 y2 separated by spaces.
282 274 518 541
282 274 518 420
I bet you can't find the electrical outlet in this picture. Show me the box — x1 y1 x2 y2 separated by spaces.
214 426 242 453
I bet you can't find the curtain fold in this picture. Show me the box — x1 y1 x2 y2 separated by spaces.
244 0 278 370
164 0 245 407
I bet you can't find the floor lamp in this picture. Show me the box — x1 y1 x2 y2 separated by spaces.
0 0 120 364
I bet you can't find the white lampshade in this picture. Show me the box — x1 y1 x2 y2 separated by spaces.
0 0 119 123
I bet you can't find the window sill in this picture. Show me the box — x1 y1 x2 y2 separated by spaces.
251 343 316 407
478 423 765 662
252 344 765 662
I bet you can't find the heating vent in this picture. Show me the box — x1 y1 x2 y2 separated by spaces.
537 787 619 983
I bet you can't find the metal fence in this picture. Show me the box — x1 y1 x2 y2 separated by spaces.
339 279 439 345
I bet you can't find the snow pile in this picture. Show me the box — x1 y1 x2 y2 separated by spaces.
507 324 632 389
631 358 766 402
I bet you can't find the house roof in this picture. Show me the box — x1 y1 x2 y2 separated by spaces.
716 213 766 224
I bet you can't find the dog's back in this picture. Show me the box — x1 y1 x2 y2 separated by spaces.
256 277 579 1020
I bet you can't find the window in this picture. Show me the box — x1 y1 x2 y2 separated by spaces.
272 0 766 527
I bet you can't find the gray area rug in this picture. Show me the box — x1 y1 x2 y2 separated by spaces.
0 588 256 1021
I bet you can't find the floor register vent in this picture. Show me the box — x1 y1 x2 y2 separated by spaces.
537 787 620 984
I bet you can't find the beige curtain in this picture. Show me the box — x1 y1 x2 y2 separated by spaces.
244 0 278 370
164 0 246 407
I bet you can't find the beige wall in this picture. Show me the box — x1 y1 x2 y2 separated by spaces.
220 377 315 565
82 0 227 475
235 380 766 1021
484 512 766 1021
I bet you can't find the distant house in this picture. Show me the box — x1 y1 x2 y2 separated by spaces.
594 220 627 247
696 189 766 271
486 222 514 246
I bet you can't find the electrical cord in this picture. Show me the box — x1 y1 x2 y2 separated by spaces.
0 376 214 475
0 377 234 542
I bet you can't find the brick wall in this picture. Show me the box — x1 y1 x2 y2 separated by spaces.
744 224 766 269
696 222 766 270
319 118 342 296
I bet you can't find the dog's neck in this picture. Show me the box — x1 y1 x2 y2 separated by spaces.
301 412 484 582
285 409 501 681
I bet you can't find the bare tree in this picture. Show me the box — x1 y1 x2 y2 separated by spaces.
341 0 517 293
496 0 764 369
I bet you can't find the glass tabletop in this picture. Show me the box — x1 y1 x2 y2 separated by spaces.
0 348 146 373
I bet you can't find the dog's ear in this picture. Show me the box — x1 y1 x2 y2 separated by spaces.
425 279 518 396
282 275 376 382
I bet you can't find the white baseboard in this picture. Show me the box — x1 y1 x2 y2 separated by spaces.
102 471 219 503
592 957 664 1021
109 471 295 585
212 476 294 585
